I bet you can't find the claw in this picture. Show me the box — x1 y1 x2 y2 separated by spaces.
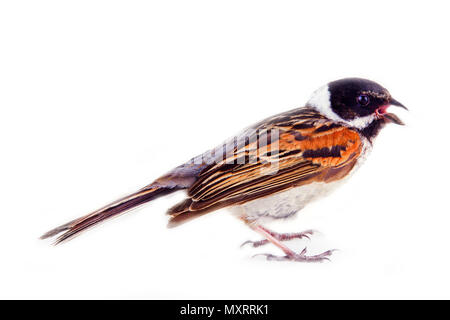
252 248 336 263
240 239 268 248
240 240 251 248
240 240 256 248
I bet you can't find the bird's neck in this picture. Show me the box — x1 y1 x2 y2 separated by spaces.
358 119 386 142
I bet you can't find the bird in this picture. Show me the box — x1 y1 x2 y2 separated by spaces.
41 78 407 262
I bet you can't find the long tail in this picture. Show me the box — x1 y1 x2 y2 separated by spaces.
40 184 180 244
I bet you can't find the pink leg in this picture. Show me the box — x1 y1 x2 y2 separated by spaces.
241 227 314 248
246 224 335 263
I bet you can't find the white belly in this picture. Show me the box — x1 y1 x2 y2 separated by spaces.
234 180 343 221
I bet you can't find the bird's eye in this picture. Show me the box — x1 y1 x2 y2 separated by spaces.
357 94 370 106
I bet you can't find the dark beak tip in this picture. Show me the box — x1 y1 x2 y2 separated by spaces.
390 98 408 111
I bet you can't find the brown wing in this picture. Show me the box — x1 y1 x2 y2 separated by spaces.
167 107 362 227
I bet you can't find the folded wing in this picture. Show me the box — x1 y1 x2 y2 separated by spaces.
168 107 362 226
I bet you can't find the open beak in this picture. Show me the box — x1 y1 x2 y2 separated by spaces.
377 97 407 125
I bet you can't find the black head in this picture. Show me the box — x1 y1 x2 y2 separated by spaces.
329 78 391 120
307 78 407 140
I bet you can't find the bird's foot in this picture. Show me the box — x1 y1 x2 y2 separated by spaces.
241 229 314 248
254 247 336 263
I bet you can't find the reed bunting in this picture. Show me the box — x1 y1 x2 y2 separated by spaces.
41 78 406 262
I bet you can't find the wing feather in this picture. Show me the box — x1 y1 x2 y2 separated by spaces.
168 107 363 225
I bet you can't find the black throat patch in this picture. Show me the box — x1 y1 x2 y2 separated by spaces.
358 118 386 142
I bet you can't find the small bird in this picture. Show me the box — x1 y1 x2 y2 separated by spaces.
41 78 406 262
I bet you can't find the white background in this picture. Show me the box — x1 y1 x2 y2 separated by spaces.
0 0 448 299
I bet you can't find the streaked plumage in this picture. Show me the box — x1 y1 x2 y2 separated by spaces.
166 107 365 226
42 78 406 262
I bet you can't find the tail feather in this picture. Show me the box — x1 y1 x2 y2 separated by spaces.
41 184 179 244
